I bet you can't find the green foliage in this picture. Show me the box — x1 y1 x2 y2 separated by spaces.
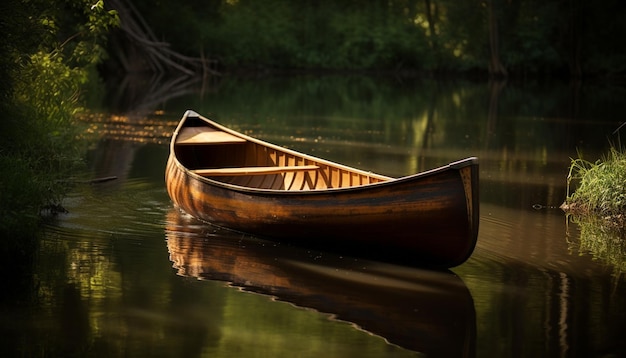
564 147 626 224
0 0 118 240
135 0 434 70
128 0 626 77
501 1 563 73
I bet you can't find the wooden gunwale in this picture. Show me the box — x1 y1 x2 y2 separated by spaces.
173 155 477 195
170 111 478 195
170 111 392 191
192 165 320 176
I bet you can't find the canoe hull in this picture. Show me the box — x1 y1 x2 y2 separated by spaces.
165 110 479 268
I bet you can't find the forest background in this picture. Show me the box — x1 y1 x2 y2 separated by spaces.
114 0 626 79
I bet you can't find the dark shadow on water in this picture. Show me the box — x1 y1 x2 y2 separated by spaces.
165 209 476 357
0 231 40 307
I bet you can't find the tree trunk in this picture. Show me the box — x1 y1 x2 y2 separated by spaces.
424 0 439 66
487 0 507 78
568 0 583 78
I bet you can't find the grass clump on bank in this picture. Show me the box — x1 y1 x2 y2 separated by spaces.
562 146 626 276
562 147 626 229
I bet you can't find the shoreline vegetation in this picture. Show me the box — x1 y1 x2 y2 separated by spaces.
562 146 626 276
0 0 118 246
561 147 626 230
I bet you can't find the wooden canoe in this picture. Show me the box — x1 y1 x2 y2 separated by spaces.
165 209 476 356
165 110 479 268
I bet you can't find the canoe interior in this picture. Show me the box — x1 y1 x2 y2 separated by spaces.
174 115 391 190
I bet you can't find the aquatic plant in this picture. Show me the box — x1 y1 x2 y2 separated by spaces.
562 147 626 229
563 147 626 278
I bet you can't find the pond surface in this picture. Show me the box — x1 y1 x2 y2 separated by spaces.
3 76 626 357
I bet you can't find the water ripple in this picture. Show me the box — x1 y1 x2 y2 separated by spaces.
44 177 171 242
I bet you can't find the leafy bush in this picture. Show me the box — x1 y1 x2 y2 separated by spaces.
0 0 118 240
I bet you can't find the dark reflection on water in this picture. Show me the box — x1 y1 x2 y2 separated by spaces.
3 76 626 357
460 202 626 357
165 209 475 356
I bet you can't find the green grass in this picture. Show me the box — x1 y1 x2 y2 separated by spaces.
563 147 626 228
563 146 626 277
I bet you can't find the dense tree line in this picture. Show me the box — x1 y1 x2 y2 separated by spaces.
120 0 626 79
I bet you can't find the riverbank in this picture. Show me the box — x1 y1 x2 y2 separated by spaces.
0 0 118 245
562 146 626 229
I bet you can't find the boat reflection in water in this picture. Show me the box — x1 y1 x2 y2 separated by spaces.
165 210 476 356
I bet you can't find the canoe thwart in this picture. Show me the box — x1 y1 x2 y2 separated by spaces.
176 126 246 145
192 165 320 176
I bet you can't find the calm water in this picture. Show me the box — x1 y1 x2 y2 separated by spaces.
3 76 626 357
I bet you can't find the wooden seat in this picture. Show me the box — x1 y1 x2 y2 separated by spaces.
193 165 319 176
176 126 246 145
